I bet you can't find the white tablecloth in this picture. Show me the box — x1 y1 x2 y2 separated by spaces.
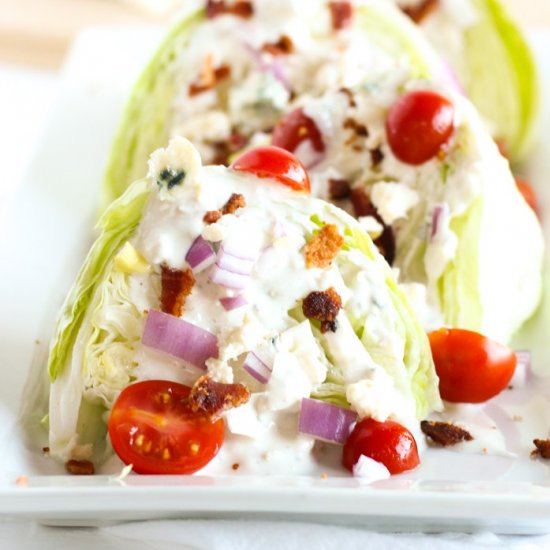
2 59 550 550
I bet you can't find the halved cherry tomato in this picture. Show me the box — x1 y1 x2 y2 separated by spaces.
232 146 310 192
515 177 539 215
271 108 325 156
428 328 516 403
386 90 455 165
108 380 224 475
342 418 420 475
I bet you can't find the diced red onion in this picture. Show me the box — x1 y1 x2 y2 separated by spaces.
210 265 250 289
242 351 272 384
430 203 450 240
511 349 531 388
220 294 248 311
185 235 215 273
221 239 259 262
267 56 290 90
299 398 357 444
142 309 218 370
439 60 465 96
217 249 255 275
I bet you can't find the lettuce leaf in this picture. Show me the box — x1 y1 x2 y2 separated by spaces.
463 0 539 160
48 179 151 382
100 9 204 210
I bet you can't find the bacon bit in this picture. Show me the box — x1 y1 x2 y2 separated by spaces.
189 54 232 97
203 210 223 224
328 178 351 200
304 224 344 269
350 188 396 265
400 0 439 24
160 265 196 317
262 35 294 56
232 463 240 471
370 147 384 168
42 447 50 455
302 287 342 333
532 439 550 459
344 117 369 137
339 88 357 108
206 0 253 19
222 193 246 215
421 420 473 447
329 1 354 30
189 375 250 420
16 475 29 487
212 131 249 165
65 459 95 476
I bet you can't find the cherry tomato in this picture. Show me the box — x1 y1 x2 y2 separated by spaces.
342 418 420 475
271 108 325 156
232 146 310 192
108 380 224 475
386 90 455 165
428 328 516 403
515 177 539 215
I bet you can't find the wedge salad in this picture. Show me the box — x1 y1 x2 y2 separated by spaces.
47 137 441 476
390 0 539 161
100 0 543 344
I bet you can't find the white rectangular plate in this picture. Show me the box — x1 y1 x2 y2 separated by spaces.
0 28 550 533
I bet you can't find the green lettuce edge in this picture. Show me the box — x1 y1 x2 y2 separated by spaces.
464 0 539 161
100 9 205 211
48 180 151 381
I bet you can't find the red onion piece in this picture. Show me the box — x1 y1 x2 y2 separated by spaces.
142 310 218 369
221 239 259 261
217 249 255 275
430 203 450 240
299 398 357 444
220 294 248 311
185 236 215 273
483 403 522 455
242 351 272 384
511 349 531 388
439 60 466 96
210 265 250 289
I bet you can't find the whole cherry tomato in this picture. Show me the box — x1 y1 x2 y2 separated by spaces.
232 146 311 192
428 328 517 403
342 418 420 475
515 177 539 215
271 108 325 156
386 89 455 165
108 380 224 474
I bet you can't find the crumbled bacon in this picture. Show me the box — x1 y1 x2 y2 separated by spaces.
302 287 342 333
421 421 473 447
328 178 351 200
206 0 253 19
350 188 396 265
212 131 249 165
160 265 196 317
189 54 232 97
370 147 384 168
304 224 344 269
262 35 294 56
203 210 223 224
532 439 550 459
65 459 95 476
222 193 246 215
339 88 357 108
203 193 246 224
329 1 354 30
400 0 439 23
189 375 250 420
344 117 369 137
